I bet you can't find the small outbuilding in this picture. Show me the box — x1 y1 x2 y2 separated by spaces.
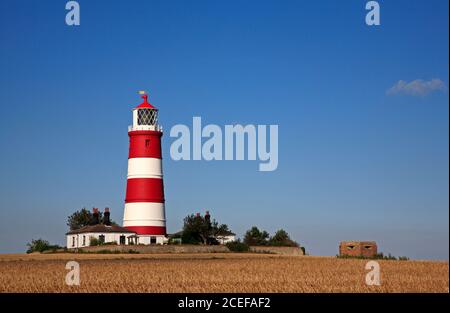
339 241 378 258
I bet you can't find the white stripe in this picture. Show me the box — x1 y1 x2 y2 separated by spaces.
123 220 166 227
123 202 166 227
127 157 163 179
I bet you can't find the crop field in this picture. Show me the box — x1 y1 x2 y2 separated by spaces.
0 253 448 293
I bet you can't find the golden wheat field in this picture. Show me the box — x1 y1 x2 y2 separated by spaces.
0 253 448 293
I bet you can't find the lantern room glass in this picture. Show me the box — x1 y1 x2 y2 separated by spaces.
137 108 158 126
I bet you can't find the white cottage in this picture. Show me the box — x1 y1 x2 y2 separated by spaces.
66 224 138 249
66 207 170 248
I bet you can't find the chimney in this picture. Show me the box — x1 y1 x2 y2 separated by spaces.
104 207 111 226
92 208 100 225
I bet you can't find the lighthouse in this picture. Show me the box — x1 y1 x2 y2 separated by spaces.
122 92 167 245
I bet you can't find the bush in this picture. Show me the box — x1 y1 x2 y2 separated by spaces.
181 213 231 245
89 237 100 246
243 227 269 246
268 229 299 247
381 253 397 260
26 239 61 254
89 238 117 246
336 252 409 261
243 227 300 247
226 240 249 252
169 237 182 245
181 230 202 244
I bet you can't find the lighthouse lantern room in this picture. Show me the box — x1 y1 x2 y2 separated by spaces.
123 92 167 245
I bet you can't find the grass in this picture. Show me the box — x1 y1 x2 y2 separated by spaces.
0 253 447 293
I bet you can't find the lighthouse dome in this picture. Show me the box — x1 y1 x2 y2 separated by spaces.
136 94 157 109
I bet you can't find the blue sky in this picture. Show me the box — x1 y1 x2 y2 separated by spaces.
0 0 448 260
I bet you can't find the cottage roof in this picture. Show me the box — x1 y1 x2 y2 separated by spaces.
66 224 136 235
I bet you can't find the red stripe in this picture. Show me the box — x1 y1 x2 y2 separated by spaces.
125 178 165 203
128 130 162 159
125 225 166 235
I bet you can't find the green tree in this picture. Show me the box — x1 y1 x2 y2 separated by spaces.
26 239 61 253
243 226 270 246
268 229 299 247
67 208 117 230
213 223 232 240
181 213 231 245
67 208 96 230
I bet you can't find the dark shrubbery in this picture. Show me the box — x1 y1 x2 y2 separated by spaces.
268 229 299 247
89 237 100 246
226 240 250 252
67 208 117 231
243 227 269 246
26 239 62 253
89 238 117 247
168 237 182 245
181 213 231 245
337 252 409 261
243 227 299 247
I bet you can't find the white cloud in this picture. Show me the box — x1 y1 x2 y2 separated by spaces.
387 79 447 96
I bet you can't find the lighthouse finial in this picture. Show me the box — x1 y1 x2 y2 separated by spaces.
136 90 155 109
138 90 148 102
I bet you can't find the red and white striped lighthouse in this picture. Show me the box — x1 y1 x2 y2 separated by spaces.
123 92 167 244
